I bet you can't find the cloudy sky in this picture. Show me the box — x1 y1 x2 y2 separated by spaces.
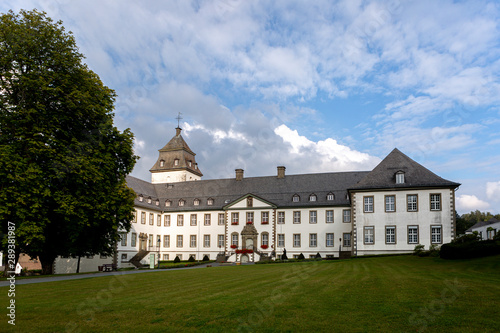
3 0 500 214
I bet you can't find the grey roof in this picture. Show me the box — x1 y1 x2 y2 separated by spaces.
127 171 369 212
465 218 500 232
349 148 460 191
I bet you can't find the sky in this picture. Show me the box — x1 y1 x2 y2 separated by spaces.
2 0 500 214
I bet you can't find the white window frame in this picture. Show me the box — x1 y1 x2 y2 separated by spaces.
364 196 374 213
176 235 183 248
309 211 317 224
164 215 171 227
408 226 418 244
407 195 418 212
385 226 396 244
204 214 211 226
326 210 334 223
343 209 351 223
293 234 301 247
430 194 441 211
343 233 351 247
431 225 442 244
190 235 197 248
309 233 317 247
293 211 301 224
326 233 334 247
204 234 210 248
277 234 285 247
385 195 395 212
277 211 285 224
164 235 170 248
364 226 374 244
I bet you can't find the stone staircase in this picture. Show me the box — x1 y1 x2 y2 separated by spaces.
129 249 150 268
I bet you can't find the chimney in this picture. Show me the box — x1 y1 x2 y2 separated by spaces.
176 127 182 136
277 166 286 179
235 169 244 181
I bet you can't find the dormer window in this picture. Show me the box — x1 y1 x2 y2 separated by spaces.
188 160 192 167
396 171 405 184
147 197 152 204
309 194 317 202
159 160 165 167
174 159 179 166
207 198 214 206
138 195 143 202
292 194 300 202
155 199 160 206
327 193 334 201
194 199 200 206
165 200 171 207
195 163 198 170
179 199 185 207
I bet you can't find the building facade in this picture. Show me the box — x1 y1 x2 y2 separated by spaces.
115 127 460 268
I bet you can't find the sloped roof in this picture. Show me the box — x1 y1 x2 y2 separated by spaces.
127 171 368 212
159 128 195 154
465 218 500 232
349 148 460 191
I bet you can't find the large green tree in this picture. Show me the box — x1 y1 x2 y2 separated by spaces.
0 9 137 274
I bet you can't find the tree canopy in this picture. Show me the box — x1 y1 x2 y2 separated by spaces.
0 9 137 274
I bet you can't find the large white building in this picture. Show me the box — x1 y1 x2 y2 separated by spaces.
54 126 460 272
116 127 460 268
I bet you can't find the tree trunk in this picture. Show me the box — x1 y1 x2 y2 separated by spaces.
39 255 56 275
76 256 81 273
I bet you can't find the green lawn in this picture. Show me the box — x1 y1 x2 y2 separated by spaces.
2 255 499 332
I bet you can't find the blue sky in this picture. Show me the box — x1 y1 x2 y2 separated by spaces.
3 0 500 214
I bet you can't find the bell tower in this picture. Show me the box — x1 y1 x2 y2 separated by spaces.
149 126 203 184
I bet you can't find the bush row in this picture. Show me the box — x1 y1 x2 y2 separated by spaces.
440 240 500 259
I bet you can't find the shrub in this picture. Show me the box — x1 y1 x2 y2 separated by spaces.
202 255 209 261
413 244 425 256
188 256 196 262
440 240 500 259
173 256 181 263
315 252 322 259
298 253 305 260
453 233 481 244
429 244 440 257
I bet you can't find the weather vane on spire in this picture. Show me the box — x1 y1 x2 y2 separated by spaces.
176 112 183 128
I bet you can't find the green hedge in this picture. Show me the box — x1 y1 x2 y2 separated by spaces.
440 240 500 259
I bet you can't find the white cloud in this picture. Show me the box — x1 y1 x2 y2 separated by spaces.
486 181 500 201
456 194 490 212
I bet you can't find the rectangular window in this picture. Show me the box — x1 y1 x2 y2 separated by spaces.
430 194 441 211
309 233 317 247
326 233 334 247
326 210 334 223
385 226 396 244
177 215 184 226
309 211 317 224
148 234 153 248
431 226 442 244
204 214 211 226
385 195 395 212
190 214 197 226
343 209 351 223
141 211 146 224
231 212 239 225
262 233 269 246
261 212 269 224
218 234 224 248
204 235 210 248
132 211 137 223
364 196 374 213
218 213 225 225
120 233 127 246
190 235 196 248
157 214 161 226
131 233 137 247
121 253 127 261
247 212 254 223
487 229 496 240
156 235 161 248
293 234 301 247
177 235 183 248
343 233 351 247
163 254 169 260
164 235 170 248
277 211 285 224
278 234 285 247
408 226 418 244
293 211 301 224
231 234 238 247
149 213 154 225
164 215 171 227
407 195 418 212
364 226 374 244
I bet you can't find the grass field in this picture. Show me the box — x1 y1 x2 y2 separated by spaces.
2 255 499 332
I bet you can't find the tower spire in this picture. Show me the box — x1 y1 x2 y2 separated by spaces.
176 112 183 128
